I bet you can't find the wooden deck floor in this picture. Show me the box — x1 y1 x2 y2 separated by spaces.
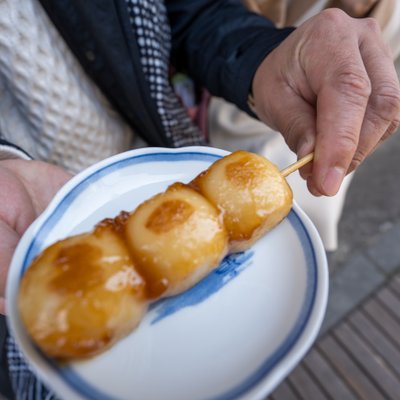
269 273 400 400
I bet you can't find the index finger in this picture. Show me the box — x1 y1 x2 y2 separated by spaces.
310 42 371 196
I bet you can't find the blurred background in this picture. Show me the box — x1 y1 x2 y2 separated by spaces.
329 55 400 274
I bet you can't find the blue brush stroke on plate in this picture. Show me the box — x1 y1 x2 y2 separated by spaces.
150 251 254 324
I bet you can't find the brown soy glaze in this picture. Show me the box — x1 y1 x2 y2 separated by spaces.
49 210 148 299
95 210 169 300
50 243 103 294
95 210 130 235
128 195 196 299
225 155 264 187
146 199 194 233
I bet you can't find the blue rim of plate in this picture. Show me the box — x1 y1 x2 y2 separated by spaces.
18 150 317 400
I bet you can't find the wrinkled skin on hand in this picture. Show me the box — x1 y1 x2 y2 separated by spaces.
0 159 71 314
252 8 400 196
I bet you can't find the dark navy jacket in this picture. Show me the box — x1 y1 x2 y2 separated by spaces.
35 0 294 146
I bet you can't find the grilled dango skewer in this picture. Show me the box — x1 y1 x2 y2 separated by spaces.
18 151 313 360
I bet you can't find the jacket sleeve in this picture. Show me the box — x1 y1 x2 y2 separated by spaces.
0 138 32 161
167 0 294 115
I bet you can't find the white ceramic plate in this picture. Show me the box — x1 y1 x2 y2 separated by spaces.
7 146 328 400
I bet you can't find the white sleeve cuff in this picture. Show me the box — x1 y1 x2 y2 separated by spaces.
0 143 32 161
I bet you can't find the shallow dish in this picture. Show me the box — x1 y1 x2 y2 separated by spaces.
7 146 328 400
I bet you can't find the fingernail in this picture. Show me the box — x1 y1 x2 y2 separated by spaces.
309 186 322 197
300 170 312 180
322 167 345 196
307 180 322 197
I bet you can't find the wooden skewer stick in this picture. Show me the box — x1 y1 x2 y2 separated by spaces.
280 152 314 177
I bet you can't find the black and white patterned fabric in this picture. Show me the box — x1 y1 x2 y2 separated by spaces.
5 1 203 399
6 337 58 400
126 0 203 147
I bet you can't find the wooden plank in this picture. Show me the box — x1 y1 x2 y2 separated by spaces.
334 322 400 400
363 297 400 348
303 349 357 400
349 310 400 377
287 364 329 400
377 286 400 320
389 274 400 297
269 380 299 400
318 335 386 400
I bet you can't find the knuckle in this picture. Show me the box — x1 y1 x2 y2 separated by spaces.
390 118 400 134
319 8 348 26
336 129 359 154
310 9 349 37
351 149 367 169
336 69 372 101
363 17 381 34
373 87 400 121
382 119 400 140
348 159 361 173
